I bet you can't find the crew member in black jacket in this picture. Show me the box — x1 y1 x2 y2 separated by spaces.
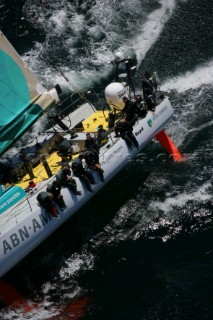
122 96 137 125
115 118 139 150
56 166 81 195
85 133 100 153
46 180 66 209
71 156 95 192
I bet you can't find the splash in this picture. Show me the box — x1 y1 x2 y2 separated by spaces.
132 0 176 63
59 252 95 279
161 59 213 93
149 181 212 213
0 279 38 315
21 0 178 90
46 295 89 320
0 277 89 320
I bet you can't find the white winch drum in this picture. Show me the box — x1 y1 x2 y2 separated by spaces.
105 82 127 111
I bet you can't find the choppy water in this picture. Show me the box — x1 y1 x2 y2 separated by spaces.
0 0 213 319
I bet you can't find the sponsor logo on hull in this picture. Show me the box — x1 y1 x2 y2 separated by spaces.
1 211 53 256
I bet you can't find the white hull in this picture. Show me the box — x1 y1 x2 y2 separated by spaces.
0 97 173 277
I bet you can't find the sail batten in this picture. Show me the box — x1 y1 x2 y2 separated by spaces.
0 31 58 155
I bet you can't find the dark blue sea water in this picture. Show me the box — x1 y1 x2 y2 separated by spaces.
0 0 213 319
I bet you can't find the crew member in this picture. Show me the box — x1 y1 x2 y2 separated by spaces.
115 118 139 150
85 133 100 153
107 112 116 129
96 125 108 146
71 155 95 192
142 71 157 111
46 180 66 209
37 192 58 218
57 138 73 162
122 96 137 125
142 71 157 98
82 149 104 182
56 166 81 196
134 95 147 118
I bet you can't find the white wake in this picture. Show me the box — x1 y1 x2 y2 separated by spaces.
162 59 213 92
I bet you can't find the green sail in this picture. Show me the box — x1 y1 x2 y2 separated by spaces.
0 32 57 155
